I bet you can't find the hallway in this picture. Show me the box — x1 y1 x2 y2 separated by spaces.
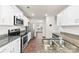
23 32 46 53
24 32 79 53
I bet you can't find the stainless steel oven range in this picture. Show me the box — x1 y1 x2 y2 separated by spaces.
21 32 28 53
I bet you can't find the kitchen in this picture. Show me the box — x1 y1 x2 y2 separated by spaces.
0 5 34 53
0 5 79 53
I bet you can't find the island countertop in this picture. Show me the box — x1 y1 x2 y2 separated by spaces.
61 32 79 48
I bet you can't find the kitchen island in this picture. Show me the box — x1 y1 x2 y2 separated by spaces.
61 32 79 48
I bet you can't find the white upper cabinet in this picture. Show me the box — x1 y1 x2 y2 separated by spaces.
0 6 14 25
12 6 23 18
0 5 23 25
57 6 79 26
0 5 29 26
23 15 29 26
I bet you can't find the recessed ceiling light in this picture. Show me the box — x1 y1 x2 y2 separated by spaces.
32 13 35 16
27 6 30 8
45 13 47 16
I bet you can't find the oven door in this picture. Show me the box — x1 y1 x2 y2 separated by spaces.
23 34 28 45
21 34 28 52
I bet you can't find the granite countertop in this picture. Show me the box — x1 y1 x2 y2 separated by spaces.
61 32 79 48
0 34 20 48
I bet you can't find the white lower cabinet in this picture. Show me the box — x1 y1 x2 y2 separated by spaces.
12 38 20 53
0 37 20 53
28 32 31 42
0 44 10 53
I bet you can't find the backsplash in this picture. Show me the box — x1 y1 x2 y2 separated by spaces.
0 25 25 35
62 26 79 35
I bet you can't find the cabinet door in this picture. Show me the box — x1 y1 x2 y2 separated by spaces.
23 15 29 26
0 6 2 25
64 6 75 25
26 17 29 26
71 6 79 24
1 6 14 25
0 5 23 25
57 6 79 26
61 9 69 25
13 6 23 19
0 44 10 53
57 9 69 26
13 38 20 53
28 32 31 42
9 42 14 53
9 38 20 53
57 12 63 26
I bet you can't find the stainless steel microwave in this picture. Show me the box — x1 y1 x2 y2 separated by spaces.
14 16 24 26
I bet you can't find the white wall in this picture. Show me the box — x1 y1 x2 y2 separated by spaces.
30 17 58 38
45 16 57 38
30 19 43 37
42 19 46 37
30 19 43 32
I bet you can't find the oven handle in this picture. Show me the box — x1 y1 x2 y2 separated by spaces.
22 34 28 39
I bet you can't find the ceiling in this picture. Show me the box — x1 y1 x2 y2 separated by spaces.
17 5 69 19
